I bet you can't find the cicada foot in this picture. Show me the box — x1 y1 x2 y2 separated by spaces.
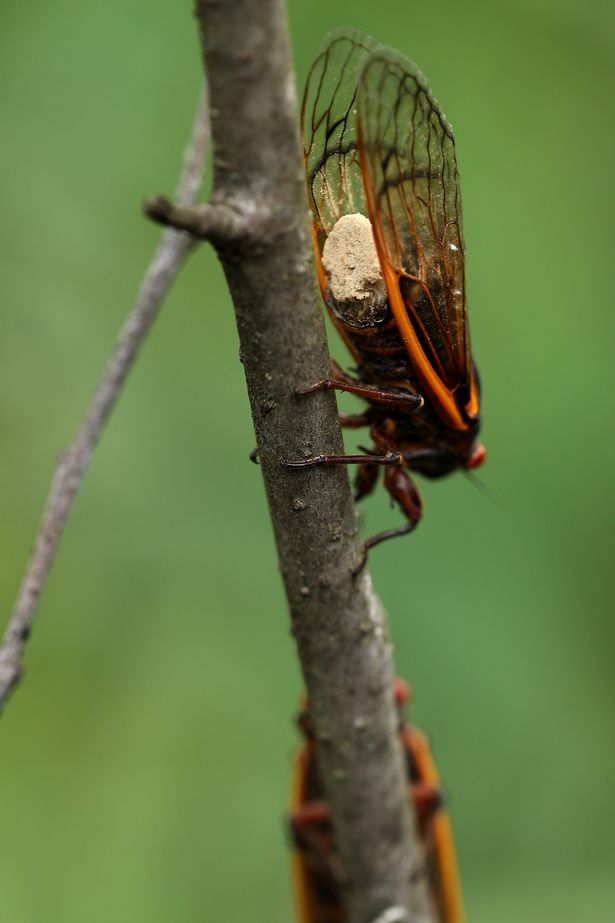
350 529 414 577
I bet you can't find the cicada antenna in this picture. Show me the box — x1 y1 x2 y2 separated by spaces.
462 469 504 508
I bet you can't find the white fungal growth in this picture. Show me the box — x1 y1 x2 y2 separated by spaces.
370 907 407 923
322 214 387 325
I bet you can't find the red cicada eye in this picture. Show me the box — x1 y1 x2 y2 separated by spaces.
393 676 412 705
465 443 486 469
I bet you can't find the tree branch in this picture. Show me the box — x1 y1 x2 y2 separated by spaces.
144 196 261 246
146 4 435 921
0 88 210 711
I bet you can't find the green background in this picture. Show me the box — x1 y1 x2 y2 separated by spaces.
1 1 613 920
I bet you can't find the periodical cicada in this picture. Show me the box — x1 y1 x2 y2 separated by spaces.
289 29 486 552
289 678 464 923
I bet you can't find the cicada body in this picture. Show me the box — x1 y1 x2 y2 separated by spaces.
293 30 486 550
289 679 464 923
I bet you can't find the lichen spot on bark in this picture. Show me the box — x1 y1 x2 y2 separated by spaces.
321 213 388 327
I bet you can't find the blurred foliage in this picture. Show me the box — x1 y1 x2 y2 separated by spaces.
1 0 614 920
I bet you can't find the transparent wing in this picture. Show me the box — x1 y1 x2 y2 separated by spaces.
301 29 378 239
357 49 470 390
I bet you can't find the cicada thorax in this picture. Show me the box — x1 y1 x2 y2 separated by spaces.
326 296 417 391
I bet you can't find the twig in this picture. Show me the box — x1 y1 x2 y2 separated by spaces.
145 4 437 922
0 87 210 711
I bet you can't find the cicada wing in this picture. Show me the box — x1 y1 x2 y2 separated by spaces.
403 726 465 923
356 49 473 405
301 29 379 240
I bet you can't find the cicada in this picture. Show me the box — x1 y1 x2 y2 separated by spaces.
290 29 486 551
289 679 464 923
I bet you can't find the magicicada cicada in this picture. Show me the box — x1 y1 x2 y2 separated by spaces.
289 678 464 923
289 29 486 552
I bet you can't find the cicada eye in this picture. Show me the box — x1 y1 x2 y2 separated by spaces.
465 443 486 469
393 677 412 705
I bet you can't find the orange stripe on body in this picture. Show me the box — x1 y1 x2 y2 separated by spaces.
466 365 480 419
405 727 465 923
311 225 329 297
290 746 316 923
380 259 467 432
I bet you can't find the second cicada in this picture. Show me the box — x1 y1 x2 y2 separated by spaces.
290 29 486 552
290 679 464 923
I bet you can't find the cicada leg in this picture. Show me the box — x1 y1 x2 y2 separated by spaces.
411 781 444 836
290 800 330 827
363 465 423 552
354 430 423 559
290 801 340 894
338 411 370 429
298 377 423 411
354 461 379 501
297 359 423 412
288 426 423 570
286 449 402 469
287 423 404 470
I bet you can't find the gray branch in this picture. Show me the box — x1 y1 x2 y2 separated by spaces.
150 3 433 921
144 196 259 245
0 88 210 710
